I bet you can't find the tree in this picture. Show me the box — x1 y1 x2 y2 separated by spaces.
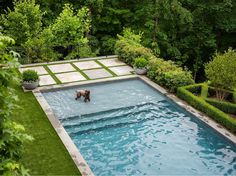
0 35 33 175
205 48 236 100
49 4 95 59
1 0 43 45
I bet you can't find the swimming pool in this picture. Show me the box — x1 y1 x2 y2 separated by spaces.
42 78 236 175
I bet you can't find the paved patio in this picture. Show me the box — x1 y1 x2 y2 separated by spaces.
19 57 134 87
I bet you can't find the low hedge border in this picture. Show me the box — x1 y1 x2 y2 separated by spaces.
233 91 236 103
177 85 236 133
205 98 236 115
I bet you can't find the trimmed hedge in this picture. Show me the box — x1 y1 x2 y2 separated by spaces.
205 98 236 114
233 91 236 103
200 84 208 98
177 85 236 133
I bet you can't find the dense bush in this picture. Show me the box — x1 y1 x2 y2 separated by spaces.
134 57 148 68
22 70 39 82
115 28 154 65
115 28 194 92
147 58 194 92
205 98 236 115
1 1 96 63
0 35 32 175
177 85 236 133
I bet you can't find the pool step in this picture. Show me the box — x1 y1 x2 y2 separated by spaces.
63 100 171 135
61 100 169 126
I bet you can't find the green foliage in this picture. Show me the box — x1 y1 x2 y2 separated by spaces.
158 70 194 92
205 98 236 115
22 70 39 82
23 28 58 63
115 28 194 92
115 28 154 65
200 84 209 98
1 0 43 45
134 57 148 68
147 58 194 92
0 35 32 175
233 91 236 104
177 85 236 133
205 48 236 90
49 4 93 60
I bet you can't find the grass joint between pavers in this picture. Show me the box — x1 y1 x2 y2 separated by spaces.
43 65 62 84
70 63 90 80
95 60 117 77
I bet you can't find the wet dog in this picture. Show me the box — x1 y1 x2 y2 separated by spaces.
75 90 90 102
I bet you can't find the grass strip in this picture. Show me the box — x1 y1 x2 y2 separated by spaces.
70 63 90 80
43 65 61 84
13 85 80 175
95 60 117 77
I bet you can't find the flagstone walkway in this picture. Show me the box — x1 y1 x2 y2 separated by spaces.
19 56 134 87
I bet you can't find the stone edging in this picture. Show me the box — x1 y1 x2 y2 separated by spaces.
33 75 236 176
20 55 118 68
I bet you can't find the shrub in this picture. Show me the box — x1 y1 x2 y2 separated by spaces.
147 58 194 92
115 28 195 92
134 57 148 68
205 98 236 114
158 70 194 92
115 28 154 65
205 48 236 100
22 70 39 82
177 85 236 133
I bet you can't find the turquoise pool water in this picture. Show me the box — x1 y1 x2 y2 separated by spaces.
43 79 236 175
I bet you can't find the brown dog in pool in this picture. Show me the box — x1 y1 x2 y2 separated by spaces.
75 90 90 102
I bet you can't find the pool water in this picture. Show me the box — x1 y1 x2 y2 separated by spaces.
43 79 236 175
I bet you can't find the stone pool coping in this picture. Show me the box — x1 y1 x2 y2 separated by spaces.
33 75 236 176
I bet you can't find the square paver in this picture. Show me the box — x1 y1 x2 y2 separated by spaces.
73 61 102 70
39 75 56 86
109 66 134 75
98 58 126 67
83 68 113 79
19 66 48 75
55 72 86 83
48 64 75 73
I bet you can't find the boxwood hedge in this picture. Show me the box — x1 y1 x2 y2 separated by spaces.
177 85 236 133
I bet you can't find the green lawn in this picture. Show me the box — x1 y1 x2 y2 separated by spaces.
13 85 81 175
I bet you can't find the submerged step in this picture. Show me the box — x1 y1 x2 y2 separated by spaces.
63 100 172 135
61 100 169 126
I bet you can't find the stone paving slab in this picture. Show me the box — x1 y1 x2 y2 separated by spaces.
20 66 48 75
109 66 133 75
55 72 86 83
39 75 56 86
83 68 113 79
98 58 125 67
48 64 75 73
73 61 102 70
